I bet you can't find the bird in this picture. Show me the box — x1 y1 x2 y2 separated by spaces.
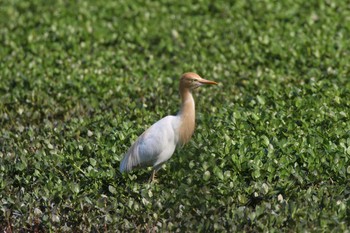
119 72 218 182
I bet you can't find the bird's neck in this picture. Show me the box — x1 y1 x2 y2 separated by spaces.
178 88 195 145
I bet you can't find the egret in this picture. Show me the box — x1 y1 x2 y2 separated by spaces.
119 72 218 182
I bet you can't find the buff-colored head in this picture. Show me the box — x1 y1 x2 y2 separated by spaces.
180 72 218 90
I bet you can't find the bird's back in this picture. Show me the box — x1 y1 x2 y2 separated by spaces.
119 115 180 173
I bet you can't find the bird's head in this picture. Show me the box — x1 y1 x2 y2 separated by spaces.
180 72 218 90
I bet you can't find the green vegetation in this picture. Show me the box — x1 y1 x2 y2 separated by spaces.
1 0 349 231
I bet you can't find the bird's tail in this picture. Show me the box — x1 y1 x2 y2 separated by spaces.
119 141 141 173
119 149 137 173
119 155 128 173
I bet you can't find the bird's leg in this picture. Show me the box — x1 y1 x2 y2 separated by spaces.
149 170 157 183
149 164 163 183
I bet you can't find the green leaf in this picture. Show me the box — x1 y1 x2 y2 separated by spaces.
108 185 116 194
203 171 211 181
256 95 266 105
89 158 97 167
261 135 270 147
71 183 80 194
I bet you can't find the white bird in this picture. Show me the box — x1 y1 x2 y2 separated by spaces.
119 72 218 182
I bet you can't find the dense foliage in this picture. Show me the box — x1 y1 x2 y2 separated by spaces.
1 0 349 231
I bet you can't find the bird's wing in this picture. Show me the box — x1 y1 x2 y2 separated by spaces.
119 116 180 172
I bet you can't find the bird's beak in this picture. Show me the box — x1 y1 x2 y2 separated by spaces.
198 78 218 85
